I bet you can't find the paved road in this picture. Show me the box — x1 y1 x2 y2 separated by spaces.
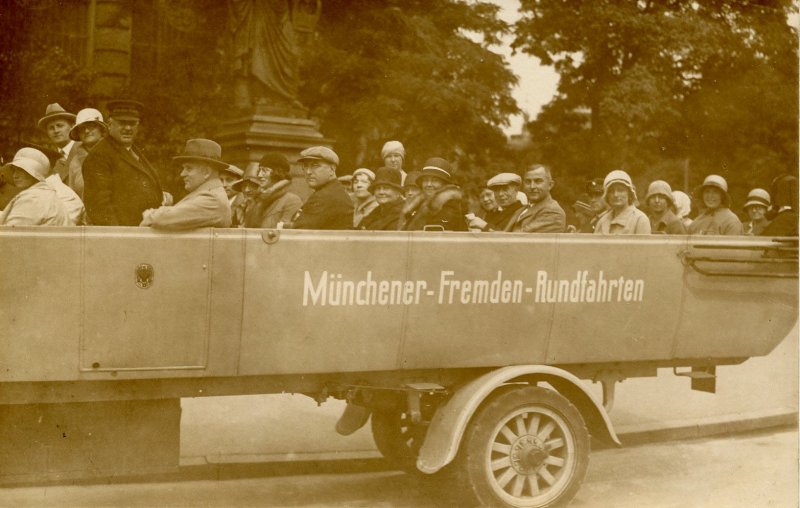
2 427 795 507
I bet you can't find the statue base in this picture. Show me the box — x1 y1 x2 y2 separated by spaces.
216 110 333 171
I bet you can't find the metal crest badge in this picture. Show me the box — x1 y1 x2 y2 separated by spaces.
135 263 154 289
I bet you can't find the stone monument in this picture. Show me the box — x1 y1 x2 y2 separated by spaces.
216 0 330 174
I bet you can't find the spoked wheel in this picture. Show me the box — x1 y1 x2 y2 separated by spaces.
370 410 428 472
456 386 589 508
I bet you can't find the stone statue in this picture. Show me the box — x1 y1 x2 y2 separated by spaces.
228 0 303 111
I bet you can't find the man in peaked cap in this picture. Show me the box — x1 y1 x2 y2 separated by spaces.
82 100 169 226
38 103 77 182
140 139 231 229
289 146 353 230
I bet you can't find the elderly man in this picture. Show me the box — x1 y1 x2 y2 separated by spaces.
468 172 525 231
508 164 566 233
83 100 168 226
140 139 231 229
37 103 77 182
0 148 70 226
65 108 107 197
290 146 353 230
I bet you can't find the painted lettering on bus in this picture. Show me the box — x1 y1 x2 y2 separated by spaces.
302 270 644 306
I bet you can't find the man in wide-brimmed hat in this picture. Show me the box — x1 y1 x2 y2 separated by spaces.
140 139 231 229
688 174 743 235
82 100 168 226
38 103 77 182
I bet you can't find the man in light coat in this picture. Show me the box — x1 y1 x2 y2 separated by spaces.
508 164 566 233
140 139 231 230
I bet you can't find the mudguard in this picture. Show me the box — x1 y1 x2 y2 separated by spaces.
416 365 620 474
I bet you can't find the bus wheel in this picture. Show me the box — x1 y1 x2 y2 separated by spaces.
456 386 589 507
370 410 427 472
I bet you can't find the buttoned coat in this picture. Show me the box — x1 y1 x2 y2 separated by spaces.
140 178 231 230
82 136 163 226
292 179 354 230
688 208 743 236
594 205 651 235
507 196 566 233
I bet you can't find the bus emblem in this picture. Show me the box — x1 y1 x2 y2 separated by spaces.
135 263 154 289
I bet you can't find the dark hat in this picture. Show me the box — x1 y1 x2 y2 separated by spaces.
37 103 76 129
370 167 402 192
586 177 604 195
298 146 339 166
259 152 290 174
172 138 228 170
420 157 453 184
404 170 421 189
106 99 144 121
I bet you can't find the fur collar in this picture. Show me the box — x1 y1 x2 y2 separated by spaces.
402 185 463 216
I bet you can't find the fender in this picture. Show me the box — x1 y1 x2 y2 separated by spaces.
416 365 620 474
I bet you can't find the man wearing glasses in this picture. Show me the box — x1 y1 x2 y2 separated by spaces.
289 146 353 230
82 100 171 226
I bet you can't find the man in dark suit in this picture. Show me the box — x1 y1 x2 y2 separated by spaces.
289 146 353 230
82 100 168 226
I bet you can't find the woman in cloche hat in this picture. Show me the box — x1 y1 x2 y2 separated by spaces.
687 174 743 235
593 170 650 235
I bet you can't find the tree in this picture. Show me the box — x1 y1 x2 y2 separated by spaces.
298 0 519 187
513 0 798 208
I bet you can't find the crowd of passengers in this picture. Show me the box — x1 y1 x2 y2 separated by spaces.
1 100 797 237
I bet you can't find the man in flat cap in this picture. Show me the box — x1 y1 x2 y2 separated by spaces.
508 164 566 233
82 100 169 226
140 139 231 229
468 172 525 232
289 146 353 230
37 103 76 182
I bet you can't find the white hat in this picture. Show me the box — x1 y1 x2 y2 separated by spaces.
6 147 50 181
602 169 638 205
69 108 107 141
744 188 770 210
487 172 521 188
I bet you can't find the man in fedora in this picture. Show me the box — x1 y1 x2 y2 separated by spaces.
289 146 353 230
82 100 168 226
140 139 231 229
37 103 76 181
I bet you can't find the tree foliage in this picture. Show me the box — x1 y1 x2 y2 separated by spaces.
513 0 798 207
299 0 519 184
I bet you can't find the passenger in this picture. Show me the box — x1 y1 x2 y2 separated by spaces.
593 170 651 235
468 173 525 231
399 157 467 231
568 195 595 233
0 158 21 210
402 170 422 201
672 190 693 229
351 168 378 228
37 103 76 182
508 164 566 233
644 180 686 234
65 108 107 198
477 187 498 219
761 174 798 236
359 167 404 231
83 100 169 226
742 188 771 236
586 177 607 217
235 152 302 229
140 139 231 229
220 163 246 226
381 140 407 184
688 175 743 235
337 174 355 202
0 148 69 226
290 146 353 230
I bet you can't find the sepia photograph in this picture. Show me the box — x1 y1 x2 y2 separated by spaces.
0 0 797 506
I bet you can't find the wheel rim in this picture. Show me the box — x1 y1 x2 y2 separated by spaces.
483 406 576 507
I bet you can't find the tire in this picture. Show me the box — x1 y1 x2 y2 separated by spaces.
455 385 590 508
370 410 427 472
